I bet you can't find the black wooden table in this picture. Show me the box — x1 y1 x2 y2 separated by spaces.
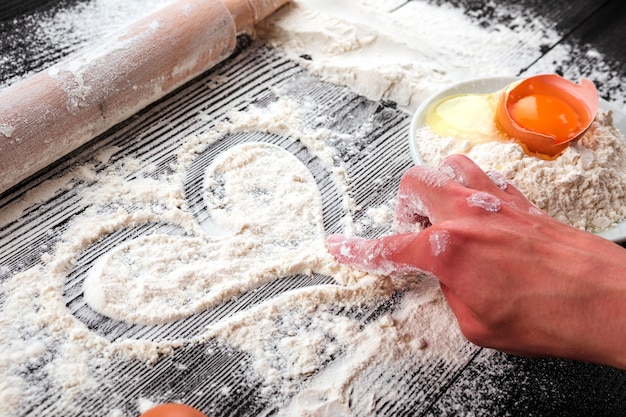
1 1 626 416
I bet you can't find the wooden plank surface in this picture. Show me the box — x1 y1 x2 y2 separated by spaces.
1 1 626 416
423 0 626 103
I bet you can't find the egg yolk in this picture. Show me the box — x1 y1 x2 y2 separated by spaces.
508 93 582 142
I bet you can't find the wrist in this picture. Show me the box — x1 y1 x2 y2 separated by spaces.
563 257 626 370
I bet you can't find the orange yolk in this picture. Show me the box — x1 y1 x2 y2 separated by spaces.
508 93 582 142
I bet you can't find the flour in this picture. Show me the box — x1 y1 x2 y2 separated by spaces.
0 123 15 138
429 229 450 257
204 275 467 409
415 110 626 231
256 0 564 112
467 191 502 213
1 0 626 415
83 142 334 324
0 88 466 414
0 0 176 88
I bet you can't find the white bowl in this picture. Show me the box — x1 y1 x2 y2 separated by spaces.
408 76 626 242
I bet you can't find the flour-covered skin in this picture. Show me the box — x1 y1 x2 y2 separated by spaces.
327 154 626 371
325 234 425 276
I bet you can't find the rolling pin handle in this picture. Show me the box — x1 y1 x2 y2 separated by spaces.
223 0 290 32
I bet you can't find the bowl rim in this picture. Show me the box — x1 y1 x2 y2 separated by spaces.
408 75 626 242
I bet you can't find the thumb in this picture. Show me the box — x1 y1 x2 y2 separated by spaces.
326 233 428 276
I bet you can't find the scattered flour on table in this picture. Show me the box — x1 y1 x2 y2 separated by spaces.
83 141 337 324
1 0 625 415
415 110 626 232
257 0 564 112
0 94 468 416
203 276 468 414
0 0 176 87
256 0 626 112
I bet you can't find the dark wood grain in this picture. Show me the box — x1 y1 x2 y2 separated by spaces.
0 0 68 20
546 0 626 62
1 1 626 416
420 0 626 103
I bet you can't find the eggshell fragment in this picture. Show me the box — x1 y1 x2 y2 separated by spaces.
496 74 599 157
139 403 208 417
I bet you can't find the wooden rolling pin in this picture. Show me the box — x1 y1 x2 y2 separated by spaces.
0 0 289 195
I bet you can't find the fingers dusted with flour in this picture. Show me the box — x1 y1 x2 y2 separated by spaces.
326 154 517 280
393 154 532 234
327 155 539 280
327 154 528 279
325 233 427 276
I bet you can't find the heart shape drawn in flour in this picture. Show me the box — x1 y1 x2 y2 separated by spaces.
83 141 336 325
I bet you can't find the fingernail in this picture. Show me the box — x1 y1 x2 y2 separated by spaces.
325 234 359 261
326 234 347 246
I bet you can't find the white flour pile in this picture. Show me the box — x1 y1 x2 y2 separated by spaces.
415 110 626 232
83 141 336 324
1 0 625 416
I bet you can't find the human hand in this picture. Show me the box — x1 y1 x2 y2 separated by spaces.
326 154 626 369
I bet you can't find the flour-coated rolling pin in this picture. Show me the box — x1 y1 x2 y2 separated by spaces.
0 0 288 195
